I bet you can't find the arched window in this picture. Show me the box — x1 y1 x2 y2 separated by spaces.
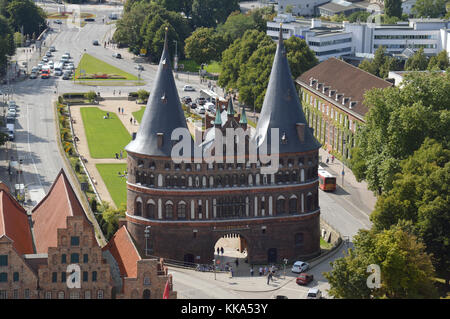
276 196 286 215
240 174 246 185
289 196 297 214
148 174 155 186
181 176 186 187
165 202 173 219
232 174 238 185
291 170 298 183
146 200 155 219
164 163 171 170
216 176 222 186
306 193 313 212
177 202 186 219
295 233 304 247
135 198 142 216
165 175 171 187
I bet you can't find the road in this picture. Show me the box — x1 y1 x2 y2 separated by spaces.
1 1 373 299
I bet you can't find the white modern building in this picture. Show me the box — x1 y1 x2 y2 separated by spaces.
277 0 330 16
267 15 450 61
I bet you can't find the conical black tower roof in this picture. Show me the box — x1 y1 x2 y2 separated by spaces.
125 29 191 157
255 26 320 154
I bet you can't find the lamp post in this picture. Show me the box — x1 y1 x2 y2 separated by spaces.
144 226 151 256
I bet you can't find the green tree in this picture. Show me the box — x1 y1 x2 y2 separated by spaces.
352 71 450 194
185 27 222 64
348 11 371 23
97 202 126 240
5 0 46 36
0 14 15 75
325 222 438 299
216 11 257 41
370 139 450 286
384 0 403 18
191 0 239 28
358 46 400 78
237 35 318 110
427 50 449 70
412 0 447 17
84 91 97 103
405 48 429 71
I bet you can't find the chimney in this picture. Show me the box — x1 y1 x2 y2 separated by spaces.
296 123 306 142
157 133 164 149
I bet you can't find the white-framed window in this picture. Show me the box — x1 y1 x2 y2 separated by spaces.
58 291 65 299
97 289 104 299
45 291 52 299
70 291 80 299
84 290 91 299
144 277 151 286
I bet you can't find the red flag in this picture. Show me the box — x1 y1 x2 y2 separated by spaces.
163 279 170 299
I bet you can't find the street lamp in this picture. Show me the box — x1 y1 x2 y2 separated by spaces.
144 226 151 256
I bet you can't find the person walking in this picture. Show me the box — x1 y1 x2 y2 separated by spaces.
264 266 268 275
113 90 115 96
259 267 263 276
122 107 124 114
235 258 239 268
118 107 120 114
331 155 335 163
134 119 137 125
230 267 233 278
326 156 329 164
120 150 123 159
250 267 254 277
267 272 272 285
130 117 132 124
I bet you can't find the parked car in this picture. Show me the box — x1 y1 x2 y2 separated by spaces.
50 46 56 52
92 40 99 46
7 109 16 117
183 85 195 91
273 295 288 299
54 19 62 24
84 18 95 22
135 64 144 71
31 66 39 73
296 273 314 285
29 72 37 79
205 102 215 112
181 96 192 104
196 97 206 105
112 53 122 59
197 106 206 114
291 261 309 273
41 72 50 79
189 102 197 109
46 51 52 57
7 101 16 108
62 71 71 80
306 288 322 299
42 56 49 62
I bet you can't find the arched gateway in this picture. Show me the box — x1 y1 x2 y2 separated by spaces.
124 27 322 265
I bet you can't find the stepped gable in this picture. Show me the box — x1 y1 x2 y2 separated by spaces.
103 226 141 278
125 28 191 158
0 189 34 255
255 25 320 154
31 169 91 254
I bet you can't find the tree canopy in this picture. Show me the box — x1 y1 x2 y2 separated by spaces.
358 46 400 78
191 0 240 28
324 222 438 299
351 70 450 195
219 31 318 111
404 48 429 71
1 0 46 36
384 0 403 18
412 0 447 17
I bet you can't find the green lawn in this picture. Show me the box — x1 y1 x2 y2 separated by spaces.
132 106 146 124
75 53 138 81
178 60 221 74
96 163 128 208
80 107 131 158
320 237 333 249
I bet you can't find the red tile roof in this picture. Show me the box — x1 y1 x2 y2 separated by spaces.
31 169 91 253
103 226 141 278
0 190 34 254
296 57 393 118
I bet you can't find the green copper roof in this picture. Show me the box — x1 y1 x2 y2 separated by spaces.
214 105 222 125
239 107 248 124
227 98 235 115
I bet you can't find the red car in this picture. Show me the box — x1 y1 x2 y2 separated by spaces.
296 273 314 285
41 72 50 79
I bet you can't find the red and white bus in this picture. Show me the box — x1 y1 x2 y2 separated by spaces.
318 165 336 192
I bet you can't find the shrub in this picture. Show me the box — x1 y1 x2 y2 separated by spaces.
85 91 97 102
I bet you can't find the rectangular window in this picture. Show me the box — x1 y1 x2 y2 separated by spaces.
83 254 88 263
70 253 79 263
0 290 7 299
46 291 52 299
24 289 30 299
61 254 67 264
13 289 18 299
0 255 7 266
61 272 66 283
70 236 80 246
92 271 97 282
0 272 7 282
83 271 88 282
13 272 19 282
52 272 57 283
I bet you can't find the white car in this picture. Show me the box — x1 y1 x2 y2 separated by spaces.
291 261 309 273
306 288 322 299
204 102 215 112
183 85 195 91
197 106 205 114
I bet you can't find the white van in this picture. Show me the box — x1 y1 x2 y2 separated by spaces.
54 62 64 76
6 123 14 141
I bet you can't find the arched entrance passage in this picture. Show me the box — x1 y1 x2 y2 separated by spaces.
213 233 249 273
142 289 151 299
267 248 277 264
